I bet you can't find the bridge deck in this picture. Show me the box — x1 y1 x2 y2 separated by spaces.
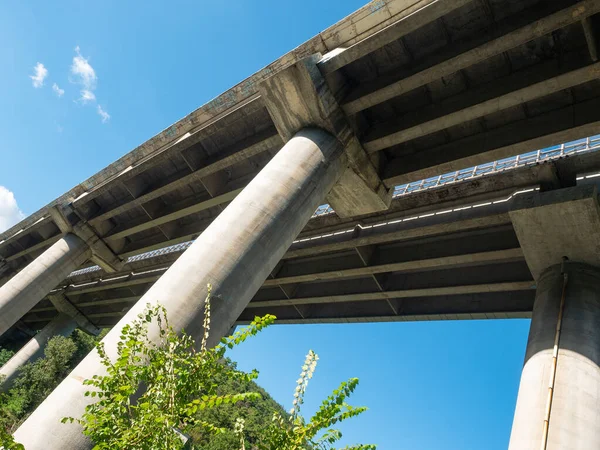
2 0 600 341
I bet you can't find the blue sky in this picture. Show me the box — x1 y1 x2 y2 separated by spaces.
0 1 532 448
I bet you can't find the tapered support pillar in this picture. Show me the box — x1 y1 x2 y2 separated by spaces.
14 127 347 448
0 314 78 392
0 233 91 337
508 262 600 449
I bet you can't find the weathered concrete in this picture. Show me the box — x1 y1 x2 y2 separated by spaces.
508 262 600 449
0 313 78 392
0 233 91 337
13 127 347 448
510 185 600 280
49 293 101 336
259 55 391 218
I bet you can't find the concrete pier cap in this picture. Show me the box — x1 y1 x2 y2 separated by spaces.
259 53 392 218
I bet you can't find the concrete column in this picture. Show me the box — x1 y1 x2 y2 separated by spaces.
0 313 78 392
508 262 600 450
0 233 91 337
14 127 347 448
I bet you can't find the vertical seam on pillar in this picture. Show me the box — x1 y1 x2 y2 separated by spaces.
540 269 569 450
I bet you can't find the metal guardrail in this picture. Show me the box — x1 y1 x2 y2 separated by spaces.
67 135 600 279
312 135 600 218
392 135 600 197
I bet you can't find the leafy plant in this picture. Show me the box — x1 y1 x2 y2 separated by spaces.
65 288 275 449
251 350 376 450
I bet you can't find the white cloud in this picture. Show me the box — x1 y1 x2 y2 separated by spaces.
52 83 65 97
30 62 48 88
70 46 109 123
0 186 25 233
80 89 96 103
71 46 99 104
71 46 97 91
97 105 110 123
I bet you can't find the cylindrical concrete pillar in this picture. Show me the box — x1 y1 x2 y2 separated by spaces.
0 233 91 337
0 313 78 392
508 262 600 450
14 127 347 448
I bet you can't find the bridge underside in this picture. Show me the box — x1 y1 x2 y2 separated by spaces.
3 0 600 447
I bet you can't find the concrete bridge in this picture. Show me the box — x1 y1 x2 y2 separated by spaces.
2 0 600 448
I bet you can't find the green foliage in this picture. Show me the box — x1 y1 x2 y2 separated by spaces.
0 427 24 450
67 291 276 449
0 348 15 367
68 290 374 449
0 326 106 448
187 359 287 449
250 351 376 450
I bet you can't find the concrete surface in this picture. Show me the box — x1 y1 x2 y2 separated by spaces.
13 127 346 448
0 313 78 392
0 233 91 337
508 262 600 449
510 184 600 280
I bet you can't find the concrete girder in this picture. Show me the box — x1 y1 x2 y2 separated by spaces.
264 248 524 286
382 112 600 188
48 293 100 336
319 0 472 74
342 0 600 115
363 62 600 153
86 133 282 227
247 281 535 309
582 16 599 62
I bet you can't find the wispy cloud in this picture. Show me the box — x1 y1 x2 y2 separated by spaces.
70 46 110 122
71 46 97 95
97 105 110 123
80 89 96 103
30 62 48 88
52 83 65 97
0 186 25 232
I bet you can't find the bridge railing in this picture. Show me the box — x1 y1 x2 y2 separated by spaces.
391 135 600 198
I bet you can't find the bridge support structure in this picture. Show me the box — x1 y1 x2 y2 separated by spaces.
0 234 91 337
0 313 79 392
13 127 348 448
0 293 100 392
508 185 600 449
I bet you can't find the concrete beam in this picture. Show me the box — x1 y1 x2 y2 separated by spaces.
319 0 472 74
259 55 391 217
286 213 511 260
48 293 100 336
86 133 281 226
72 222 123 273
510 184 600 280
382 110 600 187
238 312 532 325
582 16 599 62
342 0 600 114
104 189 242 241
363 62 600 152
248 281 535 308
265 248 523 286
